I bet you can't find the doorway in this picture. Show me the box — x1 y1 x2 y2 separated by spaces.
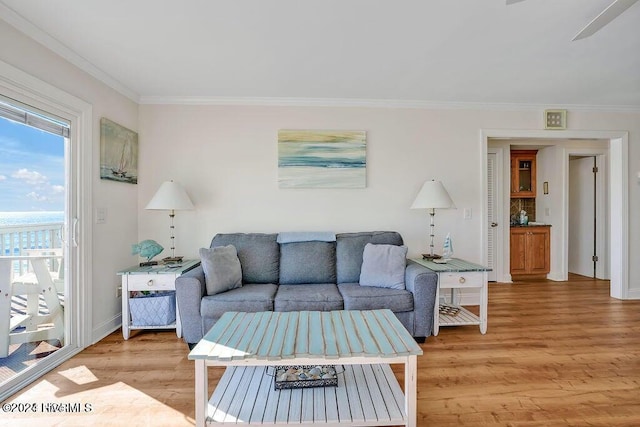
0 97 70 391
567 151 608 280
569 156 596 277
481 129 628 299
0 59 92 401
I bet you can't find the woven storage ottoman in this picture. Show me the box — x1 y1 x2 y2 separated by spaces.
129 291 176 326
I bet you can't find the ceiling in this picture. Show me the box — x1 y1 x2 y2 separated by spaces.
1 0 639 108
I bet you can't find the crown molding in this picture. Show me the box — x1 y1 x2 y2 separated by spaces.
138 95 640 113
0 3 139 103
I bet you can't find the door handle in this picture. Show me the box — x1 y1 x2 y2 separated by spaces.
491 222 498 228
72 217 79 247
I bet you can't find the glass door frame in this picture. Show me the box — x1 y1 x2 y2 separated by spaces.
0 59 92 401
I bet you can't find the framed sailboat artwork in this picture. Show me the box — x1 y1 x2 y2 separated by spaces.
100 118 138 184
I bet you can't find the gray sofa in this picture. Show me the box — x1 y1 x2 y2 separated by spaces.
175 231 438 347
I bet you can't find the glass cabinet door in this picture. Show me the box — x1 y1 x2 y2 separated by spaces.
510 150 537 198
518 159 532 192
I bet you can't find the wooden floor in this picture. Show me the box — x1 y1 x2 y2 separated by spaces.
4 275 640 426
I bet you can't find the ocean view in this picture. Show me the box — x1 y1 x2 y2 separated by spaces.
0 211 64 227
0 211 64 257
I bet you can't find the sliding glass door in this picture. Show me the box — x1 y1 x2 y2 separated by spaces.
0 96 71 395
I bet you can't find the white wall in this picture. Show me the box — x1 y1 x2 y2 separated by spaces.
0 20 139 341
536 145 562 279
138 105 640 300
138 105 516 264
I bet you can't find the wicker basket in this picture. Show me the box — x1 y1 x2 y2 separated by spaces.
129 291 176 326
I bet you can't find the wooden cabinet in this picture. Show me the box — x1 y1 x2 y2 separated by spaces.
511 150 537 198
510 226 550 276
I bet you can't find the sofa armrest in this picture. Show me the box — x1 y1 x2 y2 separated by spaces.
405 262 438 338
175 265 206 344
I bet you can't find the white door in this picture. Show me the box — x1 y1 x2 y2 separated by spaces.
568 156 596 277
487 152 498 281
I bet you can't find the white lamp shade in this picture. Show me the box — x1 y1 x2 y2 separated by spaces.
410 180 455 209
145 180 195 210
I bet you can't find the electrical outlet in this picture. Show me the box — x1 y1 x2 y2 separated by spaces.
463 208 472 220
116 286 122 298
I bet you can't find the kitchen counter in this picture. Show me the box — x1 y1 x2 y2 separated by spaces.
510 223 551 227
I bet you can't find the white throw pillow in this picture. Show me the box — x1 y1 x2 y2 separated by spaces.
199 245 243 296
359 243 408 290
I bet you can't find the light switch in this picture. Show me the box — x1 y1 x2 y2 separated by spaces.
463 208 472 220
96 207 107 224
545 208 550 216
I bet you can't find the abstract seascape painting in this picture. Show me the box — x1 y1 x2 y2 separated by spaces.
278 130 366 188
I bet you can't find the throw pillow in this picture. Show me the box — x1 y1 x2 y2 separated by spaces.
359 243 408 290
199 245 243 296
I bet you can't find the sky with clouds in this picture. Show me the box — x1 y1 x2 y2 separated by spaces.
0 116 65 212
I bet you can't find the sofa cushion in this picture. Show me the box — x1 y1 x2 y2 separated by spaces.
279 241 336 284
338 283 414 313
336 231 404 284
359 243 408 290
274 284 343 312
211 233 279 284
200 283 278 319
199 245 242 295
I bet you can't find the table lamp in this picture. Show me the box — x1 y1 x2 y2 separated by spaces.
145 180 194 263
410 180 455 259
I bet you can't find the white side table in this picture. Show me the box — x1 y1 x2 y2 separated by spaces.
118 259 200 340
410 258 490 335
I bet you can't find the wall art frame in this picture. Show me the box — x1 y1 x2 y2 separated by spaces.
278 129 366 188
100 117 138 184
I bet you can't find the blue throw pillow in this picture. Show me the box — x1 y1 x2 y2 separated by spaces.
359 243 408 290
200 245 243 295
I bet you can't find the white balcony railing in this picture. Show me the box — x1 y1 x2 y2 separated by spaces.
0 223 64 276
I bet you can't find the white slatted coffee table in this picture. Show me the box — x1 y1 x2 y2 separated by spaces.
189 309 423 427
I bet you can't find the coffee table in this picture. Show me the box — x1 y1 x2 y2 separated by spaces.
189 309 423 426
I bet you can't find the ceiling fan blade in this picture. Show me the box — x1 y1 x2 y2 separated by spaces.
572 0 639 40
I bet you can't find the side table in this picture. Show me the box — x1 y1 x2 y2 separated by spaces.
118 259 200 340
410 258 490 335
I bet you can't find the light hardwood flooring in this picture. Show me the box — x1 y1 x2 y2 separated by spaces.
3 275 640 426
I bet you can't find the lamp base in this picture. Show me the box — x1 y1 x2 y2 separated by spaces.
422 253 442 260
162 256 183 264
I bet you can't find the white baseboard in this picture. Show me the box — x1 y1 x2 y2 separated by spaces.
499 274 513 283
92 314 121 345
547 271 565 281
625 288 640 300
